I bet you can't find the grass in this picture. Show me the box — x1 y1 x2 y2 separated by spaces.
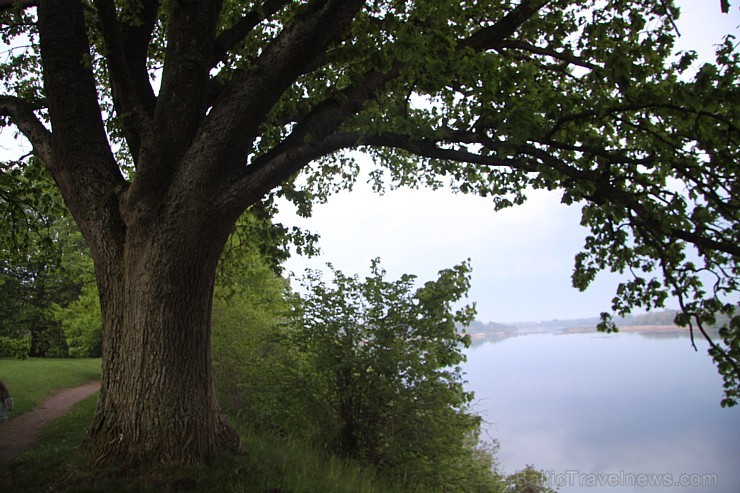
0 357 101 416
0 358 404 493
2 395 405 493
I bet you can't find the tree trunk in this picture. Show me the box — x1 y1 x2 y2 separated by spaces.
85 207 240 466
35 0 244 468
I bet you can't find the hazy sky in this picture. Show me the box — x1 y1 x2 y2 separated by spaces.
276 1 739 324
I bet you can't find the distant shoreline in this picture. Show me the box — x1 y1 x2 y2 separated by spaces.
561 324 686 334
465 323 713 345
463 309 728 346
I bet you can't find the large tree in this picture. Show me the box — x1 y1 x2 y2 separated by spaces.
0 0 737 465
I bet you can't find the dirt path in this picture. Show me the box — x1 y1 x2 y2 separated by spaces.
0 380 101 465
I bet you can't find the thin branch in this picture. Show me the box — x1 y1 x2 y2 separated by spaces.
537 138 655 166
658 0 681 36
211 0 291 67
546 102 740 141
498 40 600 70
660 252 739 384
0 0 36 12
359 133 535 171
515 142 740 258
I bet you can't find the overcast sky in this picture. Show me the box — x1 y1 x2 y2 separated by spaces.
276 1 739 324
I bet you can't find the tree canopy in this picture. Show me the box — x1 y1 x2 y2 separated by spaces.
0 0 737 465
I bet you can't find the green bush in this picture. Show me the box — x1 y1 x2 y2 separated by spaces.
290 259 502 493
53 283 102 358
211 243 315 437
35 326 70 358
0 335 32 359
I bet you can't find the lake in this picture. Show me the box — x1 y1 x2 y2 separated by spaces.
463 331 740 493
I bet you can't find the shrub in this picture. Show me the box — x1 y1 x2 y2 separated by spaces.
290 259 502 492
0 335 32 359
53 283 102 358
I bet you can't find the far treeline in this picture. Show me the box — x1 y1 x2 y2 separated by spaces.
464 310 730 346
467 310 731 335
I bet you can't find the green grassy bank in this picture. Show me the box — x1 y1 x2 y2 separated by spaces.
0 357 101 416
2 393 403 493
0 358 402 493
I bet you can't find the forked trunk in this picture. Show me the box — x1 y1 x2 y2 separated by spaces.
86 214 240 466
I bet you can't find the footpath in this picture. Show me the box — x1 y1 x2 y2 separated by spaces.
0 380 101 464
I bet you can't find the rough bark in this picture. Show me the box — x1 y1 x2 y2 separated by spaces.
87 203 241 466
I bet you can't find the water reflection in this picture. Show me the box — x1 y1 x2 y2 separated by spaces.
463 332 740 493
634 330 694 341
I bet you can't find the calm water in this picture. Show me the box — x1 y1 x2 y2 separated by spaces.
463 332 740 493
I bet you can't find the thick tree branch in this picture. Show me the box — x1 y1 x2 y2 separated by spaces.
224 65 400 208
260 92 740 261
207 3 306 109
117 0 158 113
359 133 535 171
0 95 52 165
210 0 551 212
216 0 364 120
461 0 551 52
93 0 157 167
227 133 362 211
37 0 127 239
154 0 220 167
211 0 291 67
187 0 365 195
236 125 537 216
